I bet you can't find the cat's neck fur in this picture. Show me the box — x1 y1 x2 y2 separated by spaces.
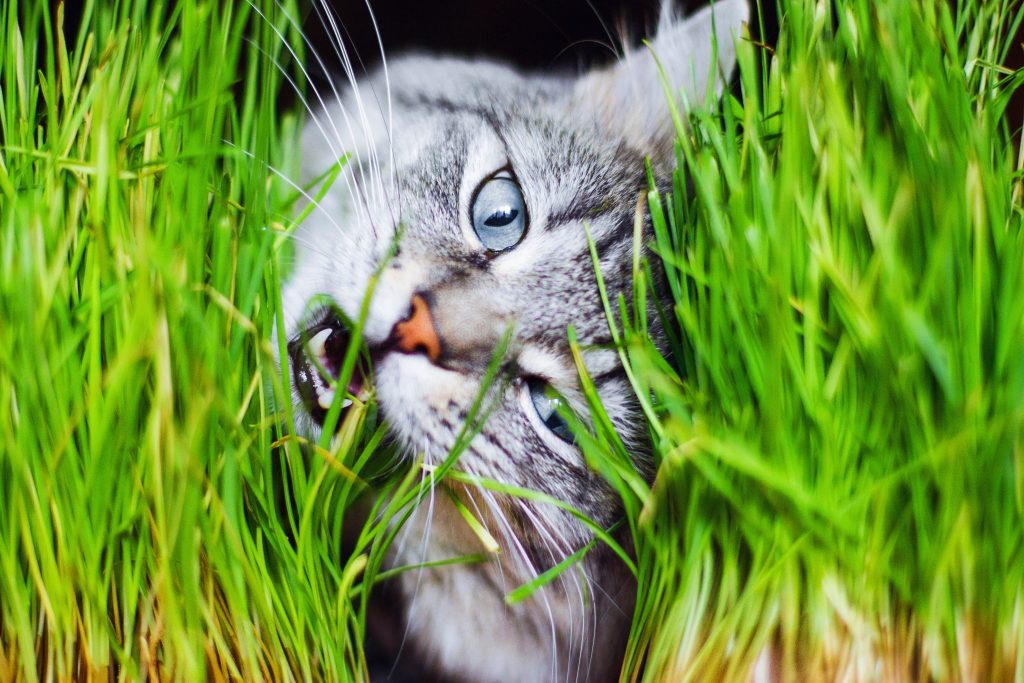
391 493 634 682
281 2 747 680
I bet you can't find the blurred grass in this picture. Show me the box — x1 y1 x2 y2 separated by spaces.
1 0 1023 681
0 0 383 678
590 0 1024 679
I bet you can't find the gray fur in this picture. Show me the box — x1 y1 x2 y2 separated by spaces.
279 2 746 680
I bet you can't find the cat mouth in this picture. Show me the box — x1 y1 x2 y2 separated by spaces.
286 315 371 427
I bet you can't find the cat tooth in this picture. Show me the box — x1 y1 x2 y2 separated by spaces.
342 398 353 409
317 388 336 411
308 328 332 359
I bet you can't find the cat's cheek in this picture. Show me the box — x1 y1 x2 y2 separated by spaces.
374 353 478 460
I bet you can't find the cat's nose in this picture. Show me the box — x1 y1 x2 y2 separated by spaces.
392 294 441 362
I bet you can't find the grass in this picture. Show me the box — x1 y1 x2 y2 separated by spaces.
1 0 1023 680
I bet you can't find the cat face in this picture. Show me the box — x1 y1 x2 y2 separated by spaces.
280 1 746 537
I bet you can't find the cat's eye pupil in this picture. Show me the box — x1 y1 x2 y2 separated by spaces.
527 378 575 445
471 175 527 251
484 207 519 228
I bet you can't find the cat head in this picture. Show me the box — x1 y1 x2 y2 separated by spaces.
280 0 747 535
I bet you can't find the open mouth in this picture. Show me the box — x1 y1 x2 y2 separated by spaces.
286 313 371 427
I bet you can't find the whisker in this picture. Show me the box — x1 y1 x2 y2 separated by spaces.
223 142 357 256
252 2 383 243
582 0 623 59
244 3 348 161
518 501 590 683
312 0 386 215
275 0 387 226
311 0 392 239
237 37 373 246
389 457 436 680
357 0 399 226
462 485 510 596
553 37 624 64
475 483 560 682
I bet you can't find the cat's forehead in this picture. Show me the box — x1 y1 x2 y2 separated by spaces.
387 55 563 116
381 56 605 170
303 54 625 195
383 62 636 202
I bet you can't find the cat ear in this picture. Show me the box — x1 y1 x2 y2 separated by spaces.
571 0 748 155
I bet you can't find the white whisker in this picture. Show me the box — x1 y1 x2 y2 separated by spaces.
476 483 560 682
518 501 592 683
237 36 375 248
283 0 389 232
253 1 387 245
356 0 399 226
223 142 358 260
582 0 624 60
244 3 348 161
311 0 392 237
390 455 435 679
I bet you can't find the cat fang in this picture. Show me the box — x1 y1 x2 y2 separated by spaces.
279 1 747 681
287 315 364 423
288 295 444 427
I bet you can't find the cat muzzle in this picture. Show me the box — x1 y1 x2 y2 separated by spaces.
287 294 445 428
286 315 371 426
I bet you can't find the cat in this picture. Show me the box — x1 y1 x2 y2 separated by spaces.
279 1 747 680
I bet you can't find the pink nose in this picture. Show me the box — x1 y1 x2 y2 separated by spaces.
393 294 441 362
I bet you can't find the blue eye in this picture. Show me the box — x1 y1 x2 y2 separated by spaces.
527 378 575 444
471 175 527 251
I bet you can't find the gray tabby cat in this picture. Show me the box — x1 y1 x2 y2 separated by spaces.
280 1 746 680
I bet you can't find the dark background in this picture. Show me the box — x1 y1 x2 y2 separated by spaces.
289 0 779 122
57 1 778 98
298 0 777 79
52 1 1018 130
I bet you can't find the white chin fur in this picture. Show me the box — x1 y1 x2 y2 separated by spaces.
374 353 478 458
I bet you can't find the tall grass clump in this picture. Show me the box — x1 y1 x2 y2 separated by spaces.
585 0 1024 679
2 0 1023 681
0 0 386 679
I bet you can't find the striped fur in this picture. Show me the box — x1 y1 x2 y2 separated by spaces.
279 2 747 680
